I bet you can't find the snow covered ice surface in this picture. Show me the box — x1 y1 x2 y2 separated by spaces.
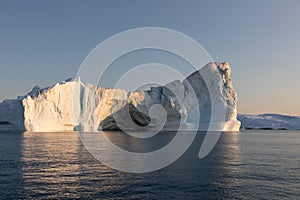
0 62 241 132
238 114 300 130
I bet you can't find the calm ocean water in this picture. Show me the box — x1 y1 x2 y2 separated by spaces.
0 130 299 199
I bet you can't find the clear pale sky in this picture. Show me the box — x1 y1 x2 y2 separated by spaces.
0 0 299 115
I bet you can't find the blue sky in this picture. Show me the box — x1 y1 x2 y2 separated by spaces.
0 0 299 115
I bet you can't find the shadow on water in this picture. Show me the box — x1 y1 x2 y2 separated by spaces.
0 131 241 199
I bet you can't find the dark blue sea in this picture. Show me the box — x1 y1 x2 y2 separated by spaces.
0 130 299 199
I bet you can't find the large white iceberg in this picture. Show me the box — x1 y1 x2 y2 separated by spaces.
0 62 241 132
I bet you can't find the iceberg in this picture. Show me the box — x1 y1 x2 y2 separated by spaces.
238 114 300 130
0 62 241 132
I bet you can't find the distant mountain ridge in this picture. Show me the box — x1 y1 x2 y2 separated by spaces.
238 114 300 130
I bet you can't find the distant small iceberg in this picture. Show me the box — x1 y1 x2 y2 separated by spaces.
238 114 300 130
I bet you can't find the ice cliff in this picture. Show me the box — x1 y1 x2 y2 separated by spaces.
0 62 241 132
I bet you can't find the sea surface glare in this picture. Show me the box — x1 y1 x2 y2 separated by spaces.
0 130 299 199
